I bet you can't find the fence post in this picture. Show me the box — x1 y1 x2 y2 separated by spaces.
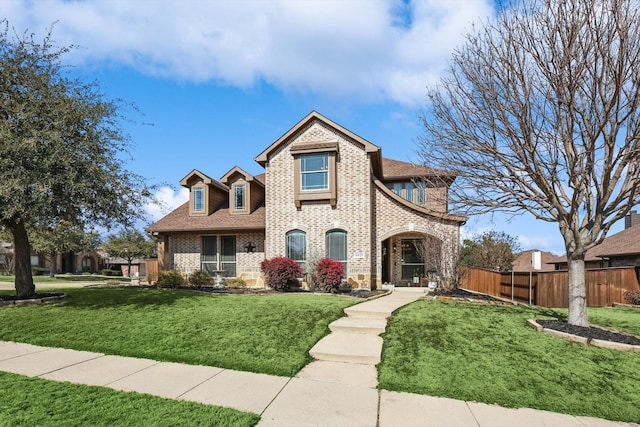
529 271 532 305
511 271 514 302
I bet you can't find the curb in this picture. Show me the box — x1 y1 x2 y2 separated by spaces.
527 319 640 352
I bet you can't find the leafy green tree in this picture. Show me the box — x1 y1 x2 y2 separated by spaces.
0 22 155 297
460 230 522 272
30 222 101 277
103 230 155 277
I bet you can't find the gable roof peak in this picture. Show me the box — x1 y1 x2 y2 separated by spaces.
254 111 381 167
179 169 228 191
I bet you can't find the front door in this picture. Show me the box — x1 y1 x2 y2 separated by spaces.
401 239 424 282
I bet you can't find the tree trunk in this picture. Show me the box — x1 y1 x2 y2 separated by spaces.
567 255 588 327
49 251 57 277
3 217 35 298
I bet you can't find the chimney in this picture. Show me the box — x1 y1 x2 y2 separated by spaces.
625 210 640 229
531 251 542 270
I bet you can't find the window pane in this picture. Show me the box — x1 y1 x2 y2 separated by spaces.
326 231 347 261
326 230 347 276
221 235 236 278
234 185 245 210
221 236 236 262
194 188 204 212
302 172 328 190
202 236 217 263
301 154 329 191
286 231 306 262
301 154 328 172
402 239 423 264
405 182 414 203
393 182 402 195
417 182 426 205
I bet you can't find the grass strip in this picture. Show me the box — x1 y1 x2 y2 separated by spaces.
378 300 640 423
0 371 258 426
0 287 355 377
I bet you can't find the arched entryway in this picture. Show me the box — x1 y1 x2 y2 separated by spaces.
381 233 443 286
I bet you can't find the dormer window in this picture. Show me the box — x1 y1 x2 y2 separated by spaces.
193 187 205 212
234 184 246 210
301 154 329 191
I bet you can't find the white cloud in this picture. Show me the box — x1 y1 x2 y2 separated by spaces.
4 0 495 106
144 186 189 222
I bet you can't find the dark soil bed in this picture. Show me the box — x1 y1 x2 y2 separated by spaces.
433 288 507 303
537 319 640 346
194 287 387 299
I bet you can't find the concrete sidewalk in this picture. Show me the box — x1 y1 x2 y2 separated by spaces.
0 289 636 426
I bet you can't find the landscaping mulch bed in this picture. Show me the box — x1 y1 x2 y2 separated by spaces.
194 286 387 299
432 288 510 304
536 319 640 346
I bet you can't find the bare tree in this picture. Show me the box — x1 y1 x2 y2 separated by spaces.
418 0 640 326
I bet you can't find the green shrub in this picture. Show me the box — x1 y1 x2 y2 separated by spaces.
31 267 46 276
225 278 247 289
624 290 640 305
189 270 213 287
315 258 344 293
156 270 186 288
260 257 302 291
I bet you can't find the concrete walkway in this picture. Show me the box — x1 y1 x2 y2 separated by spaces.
0 288 636 426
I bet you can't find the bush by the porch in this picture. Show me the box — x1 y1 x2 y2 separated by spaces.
316 258 344 293
260 257 301 291
156 270 186 288
189 270 213 287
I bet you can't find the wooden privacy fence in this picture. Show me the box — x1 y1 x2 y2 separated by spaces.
145 259 159 284
460 266 640 307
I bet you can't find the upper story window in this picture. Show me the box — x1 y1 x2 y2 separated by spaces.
234 184 246 210
193 187 205 212
387 181 426 206
301 154 329 191
417 182 426 205
405 182 415 203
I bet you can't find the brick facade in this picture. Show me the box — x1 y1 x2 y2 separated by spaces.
150 111 465 289
265 121 373 287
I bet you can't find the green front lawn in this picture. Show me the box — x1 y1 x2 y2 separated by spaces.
0 371 259 426
0 288 356 376
378 300 640 423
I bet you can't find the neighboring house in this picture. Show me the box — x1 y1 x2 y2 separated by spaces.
148 111 466 289
512 249 558 272
101 253 146 277
550 214 640 270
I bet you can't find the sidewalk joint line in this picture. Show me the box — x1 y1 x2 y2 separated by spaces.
36 352 105 378
258 375 294 417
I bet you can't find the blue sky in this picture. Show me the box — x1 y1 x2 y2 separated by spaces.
6 0 624 255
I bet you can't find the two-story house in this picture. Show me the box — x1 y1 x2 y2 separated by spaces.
148 111 466 289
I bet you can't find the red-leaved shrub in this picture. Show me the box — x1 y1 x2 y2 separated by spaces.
316 258 344 293
261 257 302 291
